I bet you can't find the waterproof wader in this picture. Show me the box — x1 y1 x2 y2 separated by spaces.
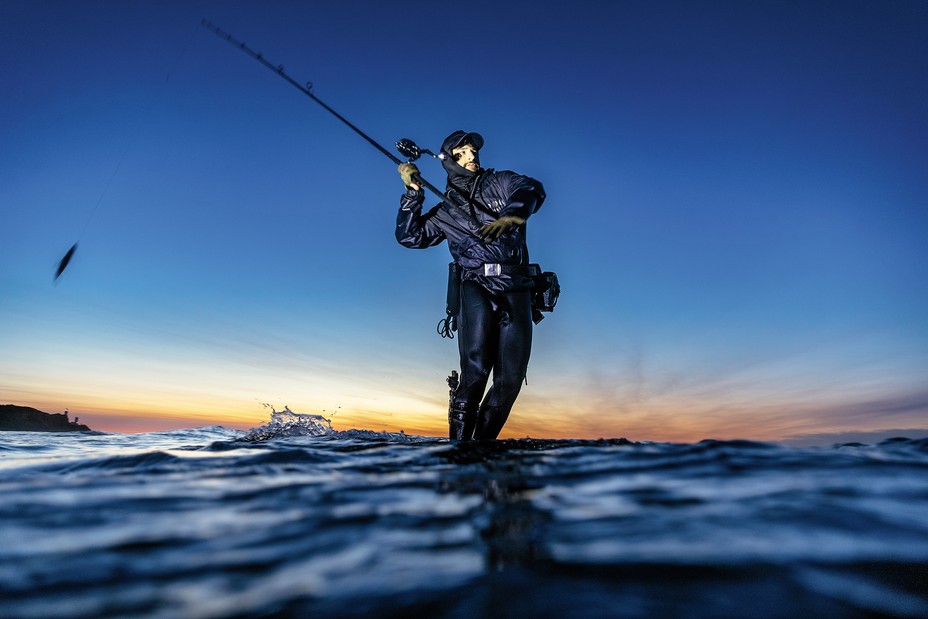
449 281 533 440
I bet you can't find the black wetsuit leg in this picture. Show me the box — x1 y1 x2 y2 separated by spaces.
451 281 496 440
474 288 533 439
452 281 533 440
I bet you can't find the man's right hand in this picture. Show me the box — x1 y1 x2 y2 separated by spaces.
398 163 421 190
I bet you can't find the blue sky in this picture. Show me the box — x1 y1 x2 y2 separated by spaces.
2 0 926 440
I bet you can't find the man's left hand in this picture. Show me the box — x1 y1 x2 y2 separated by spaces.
478 215 525 241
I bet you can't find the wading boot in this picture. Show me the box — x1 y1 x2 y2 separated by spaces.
448 402 477 441
474 404 511 440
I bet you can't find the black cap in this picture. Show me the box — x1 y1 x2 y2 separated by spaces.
441 130 484 154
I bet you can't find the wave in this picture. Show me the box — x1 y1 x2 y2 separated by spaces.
1 425 927 618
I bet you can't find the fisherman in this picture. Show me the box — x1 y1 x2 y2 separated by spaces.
395 130 546 440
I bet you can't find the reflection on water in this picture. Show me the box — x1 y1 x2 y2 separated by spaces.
0 423 926 618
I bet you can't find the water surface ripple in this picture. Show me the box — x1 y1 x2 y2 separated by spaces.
1 425 926 618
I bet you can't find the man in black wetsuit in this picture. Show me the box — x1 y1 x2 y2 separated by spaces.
395 130 546 440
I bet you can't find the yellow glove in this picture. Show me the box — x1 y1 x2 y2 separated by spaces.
398 163 421 190
478 215 525 241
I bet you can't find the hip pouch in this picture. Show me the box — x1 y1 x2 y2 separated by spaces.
530 266 560 321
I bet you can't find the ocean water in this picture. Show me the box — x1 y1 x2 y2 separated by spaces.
1 411 927 619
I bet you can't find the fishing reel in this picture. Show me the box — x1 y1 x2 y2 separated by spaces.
396 138 445 161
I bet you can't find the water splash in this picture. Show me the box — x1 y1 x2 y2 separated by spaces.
239 406 334 442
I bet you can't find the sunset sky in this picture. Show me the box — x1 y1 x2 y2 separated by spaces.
2 0 926 442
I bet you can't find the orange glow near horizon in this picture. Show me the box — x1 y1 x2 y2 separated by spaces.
7 388 926 444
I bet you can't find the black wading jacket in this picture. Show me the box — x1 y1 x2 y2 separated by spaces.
395 170 546 294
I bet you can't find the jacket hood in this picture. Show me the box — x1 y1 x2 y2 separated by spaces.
440 130 484 195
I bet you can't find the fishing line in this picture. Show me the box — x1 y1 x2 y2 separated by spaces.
55 21 202 282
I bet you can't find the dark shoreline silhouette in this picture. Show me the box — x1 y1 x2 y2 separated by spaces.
0 404 91 432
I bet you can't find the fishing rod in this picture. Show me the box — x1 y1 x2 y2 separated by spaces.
200 19 448 202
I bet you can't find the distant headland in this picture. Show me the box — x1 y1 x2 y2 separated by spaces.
0 405 92 432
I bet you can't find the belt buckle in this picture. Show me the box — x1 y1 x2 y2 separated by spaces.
484 263 502 276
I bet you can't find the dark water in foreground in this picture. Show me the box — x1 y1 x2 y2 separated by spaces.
1 412 926 618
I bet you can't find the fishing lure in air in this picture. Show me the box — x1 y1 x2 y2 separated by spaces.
53 22 200 282
55 243 78 281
